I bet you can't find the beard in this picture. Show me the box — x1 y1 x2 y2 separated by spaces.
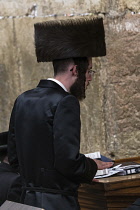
70 57 89 101
70 74 86 101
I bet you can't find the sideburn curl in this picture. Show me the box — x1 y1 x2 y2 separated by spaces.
70 57 89 101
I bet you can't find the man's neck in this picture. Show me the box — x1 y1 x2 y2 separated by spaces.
48 78 69 92
54 76 72 92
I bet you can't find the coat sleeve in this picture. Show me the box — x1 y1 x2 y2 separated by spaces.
8 100 19 172
53 95 97 183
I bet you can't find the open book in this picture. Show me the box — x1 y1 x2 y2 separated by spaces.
85 152 140 179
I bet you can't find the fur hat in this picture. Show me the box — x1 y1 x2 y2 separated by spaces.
34 17 106 62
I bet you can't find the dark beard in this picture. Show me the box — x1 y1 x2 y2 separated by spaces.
70 57 88 101
70 75 86 101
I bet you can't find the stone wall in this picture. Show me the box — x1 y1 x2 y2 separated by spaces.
0 0 139 159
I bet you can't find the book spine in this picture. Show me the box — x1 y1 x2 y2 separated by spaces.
125 167 140 175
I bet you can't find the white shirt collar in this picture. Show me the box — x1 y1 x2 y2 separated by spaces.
47 78 68 92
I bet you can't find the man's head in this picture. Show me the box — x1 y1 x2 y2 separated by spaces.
53 57 93 100
35 18 106 97
53 58 75 77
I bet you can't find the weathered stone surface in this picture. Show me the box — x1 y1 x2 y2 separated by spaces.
80 14 140 159
0 17 54 131
98 14 140 159
0 1 140 159
0 0 139 17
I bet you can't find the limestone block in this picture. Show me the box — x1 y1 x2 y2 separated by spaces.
0 18 18 131
80 14 140 158
98 14 140 158
80 69 107 156
0 17 53 132
0 0 139 17
123 0 140 12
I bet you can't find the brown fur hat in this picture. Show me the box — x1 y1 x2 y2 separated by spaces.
34 17 106 62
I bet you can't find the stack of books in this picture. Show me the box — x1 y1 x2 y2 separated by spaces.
85 152 140 179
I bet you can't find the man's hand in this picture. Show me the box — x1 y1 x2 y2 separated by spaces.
93 159 114 170
92 178 99 182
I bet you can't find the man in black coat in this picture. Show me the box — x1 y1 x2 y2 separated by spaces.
0 132 22 206
8 18 113 210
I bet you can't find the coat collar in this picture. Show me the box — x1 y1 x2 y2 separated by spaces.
37 80 66 92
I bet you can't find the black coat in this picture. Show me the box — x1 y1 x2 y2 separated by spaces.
0 131 8 162
0 162 22 206
0 132 8 146
8 80 97 210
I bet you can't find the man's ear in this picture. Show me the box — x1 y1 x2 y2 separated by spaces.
71 65 78 76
